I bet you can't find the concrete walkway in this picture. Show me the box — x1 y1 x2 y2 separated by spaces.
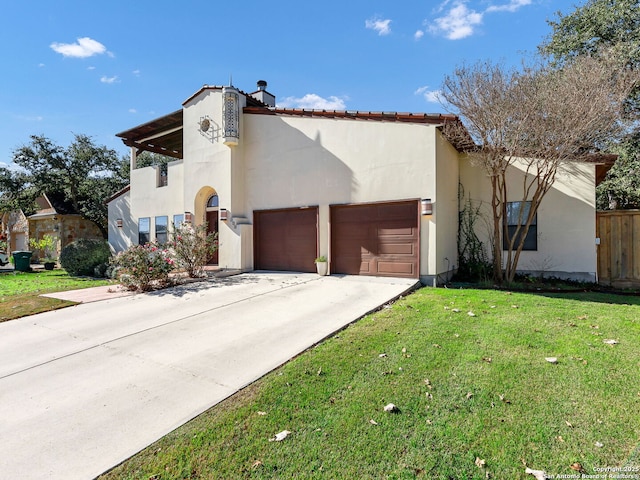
0 272 418 480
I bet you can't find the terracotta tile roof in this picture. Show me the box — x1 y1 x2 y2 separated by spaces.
243 106 474 151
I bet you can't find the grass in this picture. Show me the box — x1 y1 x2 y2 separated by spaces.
0 269 113 322
100 287 640 479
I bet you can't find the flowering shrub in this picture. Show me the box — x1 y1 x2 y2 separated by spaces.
169 223 218 278
111 243 176 291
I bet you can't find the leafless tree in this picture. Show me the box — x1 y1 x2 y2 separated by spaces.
441 55 639 283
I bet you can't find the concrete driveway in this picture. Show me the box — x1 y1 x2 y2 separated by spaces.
0 272 418 480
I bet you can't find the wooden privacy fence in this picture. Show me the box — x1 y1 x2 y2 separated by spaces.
596 210 640 288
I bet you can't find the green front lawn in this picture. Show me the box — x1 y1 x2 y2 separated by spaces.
0 269 113 321
101 288 640 479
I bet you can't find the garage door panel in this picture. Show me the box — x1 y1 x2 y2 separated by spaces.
331 201 419 279
378 243 415 255
254 208 318 273
377 261 415 275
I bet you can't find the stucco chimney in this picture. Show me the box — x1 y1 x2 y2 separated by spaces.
251 80 275 107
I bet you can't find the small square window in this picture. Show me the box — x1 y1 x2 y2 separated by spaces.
173 214 184 229
503 201 537 251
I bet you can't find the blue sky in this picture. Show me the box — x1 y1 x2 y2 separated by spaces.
0 0 580 166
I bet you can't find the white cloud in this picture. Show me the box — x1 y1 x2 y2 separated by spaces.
100 75 119 84
50 37 108 58
429 1 483 40
486 0 532 13
415 86 443 104
414 30 425 40
128 108 137 114
87 66 96 70
365 17 392 36
278 94 347 110
38 63 45 68
132 69 141 76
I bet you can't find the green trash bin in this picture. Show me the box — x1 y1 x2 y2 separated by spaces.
12 251 33 272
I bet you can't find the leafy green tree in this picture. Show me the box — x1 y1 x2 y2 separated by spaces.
541 0 640 210
596 132 640 210
0 134 129 237
541 0 640 69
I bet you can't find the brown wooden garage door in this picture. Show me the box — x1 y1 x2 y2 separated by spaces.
331 201 419 278
254 207 318 273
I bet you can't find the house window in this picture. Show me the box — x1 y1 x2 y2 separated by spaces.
155 216 168 244
207 194 219 208
173 214 184 229
503 201 537 251
138 217 150 245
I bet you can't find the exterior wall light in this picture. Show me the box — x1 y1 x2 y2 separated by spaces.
222 86 240 146
219 209 228 221
421 198 433 216
184 212 193 223
116 218 123 228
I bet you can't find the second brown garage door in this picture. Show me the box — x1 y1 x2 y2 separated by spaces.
254 207 318 273
331 201 419 278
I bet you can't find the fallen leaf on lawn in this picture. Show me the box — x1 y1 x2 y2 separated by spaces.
578 315 588 320
257 411 267 416
525 467 547 480
483 357 492 363
402 347 407 353
384 403 399 412
444 306 450 310
490 305 496 309
468 311 476 317
570 462 585 473
426 392 433 400
369 419 378 425
595 441 603 448
269 430 291 442
466 392 474 400
433 344 442 348
454 333 460 337
603 339 619 345
557 436 564 442
252 460 263 469
378 353 387 358
568 322 577 327
475 457 486 468
565 420 574 428
545 357 558 364
511 305 519 309
452 308 461 313
424 378 432 388
499 394 511 404
591 324 599 329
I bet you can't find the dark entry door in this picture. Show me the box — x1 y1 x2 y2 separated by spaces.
206 211 219 264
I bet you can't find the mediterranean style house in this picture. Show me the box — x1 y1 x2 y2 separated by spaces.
108 80 606 284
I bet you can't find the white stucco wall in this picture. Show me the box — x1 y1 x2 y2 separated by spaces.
129 160 185 242
107 189 136 253
431 130 460 283
459 157 597 280
243 114 452 279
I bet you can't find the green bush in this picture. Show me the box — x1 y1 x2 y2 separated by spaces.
169 223 217 278
111 243 176 291
59 239 111 276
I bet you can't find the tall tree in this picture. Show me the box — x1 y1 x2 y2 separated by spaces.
441 56 638 283
0 134 129 238
541 0 640 210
